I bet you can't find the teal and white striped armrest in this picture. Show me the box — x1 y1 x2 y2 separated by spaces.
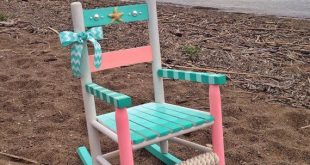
85 83 132 108
158 69 227 85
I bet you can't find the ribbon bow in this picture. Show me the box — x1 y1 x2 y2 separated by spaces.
59 27 103 78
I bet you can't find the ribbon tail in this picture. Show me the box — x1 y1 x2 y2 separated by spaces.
88 38 102 69
70 43 84 78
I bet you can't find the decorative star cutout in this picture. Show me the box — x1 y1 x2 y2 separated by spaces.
108 7 124 23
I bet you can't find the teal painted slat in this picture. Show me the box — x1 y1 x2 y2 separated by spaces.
129 108 183 132
148 103 215 122
141 104 207 126
104 112 159 140
134 107 193 129
97 114 145 144
77 146 92 165
83 4 149 27
127 115 171 136
158 69 227 85
85 83 131 108
127 121 159 140
132 107 188 130
145 144 182 165
96 102 214 144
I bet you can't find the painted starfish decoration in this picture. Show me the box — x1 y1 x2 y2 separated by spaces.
108 7 124 23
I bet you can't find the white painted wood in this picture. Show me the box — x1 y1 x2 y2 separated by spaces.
101 121 214 159
159 140 169 153
146 0 165 103
102 150 119 160
71 2 102 165
170 137 213 152
91 121 118 142
96 155 112 165
146 0 168 153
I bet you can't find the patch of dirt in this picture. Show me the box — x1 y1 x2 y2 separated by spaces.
0 0 309 165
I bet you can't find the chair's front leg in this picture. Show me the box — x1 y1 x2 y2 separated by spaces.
209 85 225 165
115 108 134 165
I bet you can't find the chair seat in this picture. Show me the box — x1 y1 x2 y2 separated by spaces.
97 102 214 144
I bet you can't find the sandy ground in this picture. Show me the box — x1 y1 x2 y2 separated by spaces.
0 0 309 165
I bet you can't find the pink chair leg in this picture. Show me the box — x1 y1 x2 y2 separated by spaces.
209 85 225 165
115 108 134 165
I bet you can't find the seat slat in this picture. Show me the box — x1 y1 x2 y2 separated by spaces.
97 102 214 145
104 113 159 141
128 115 171 136
133 107 193 129
141 104 206 126
139 105 207 124
97 115 145 144
103 111 171 137
129 109 183 132
146 103 214 121
89 46 152 72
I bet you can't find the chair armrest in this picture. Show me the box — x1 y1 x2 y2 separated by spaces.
158 69 227 85
85 83 132 108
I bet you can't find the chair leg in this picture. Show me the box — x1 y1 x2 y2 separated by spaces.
115 108 134 165
86 122 102 165
159 140 169 153
209 85 225 165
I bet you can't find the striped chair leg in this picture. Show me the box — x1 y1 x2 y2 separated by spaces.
115 108 134 165
209 85 225 165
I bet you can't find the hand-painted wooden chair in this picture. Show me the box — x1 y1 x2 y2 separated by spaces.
59 1 227 165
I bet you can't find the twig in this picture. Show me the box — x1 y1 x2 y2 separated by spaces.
289 48 310 55
0 49 18 54
300 125 310 129
0 20 16 27
255 35 261 43
162 62 285 80
47 27 59 34
0 49 12 52
224 89 255 94
0 151 39 164
0 28 18 33
248 28 277 31
188 23 205 29
248 28 307 33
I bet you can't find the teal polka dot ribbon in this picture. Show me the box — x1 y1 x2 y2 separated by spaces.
59 27 103 78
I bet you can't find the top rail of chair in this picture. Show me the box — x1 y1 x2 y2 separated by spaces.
83 4 149 27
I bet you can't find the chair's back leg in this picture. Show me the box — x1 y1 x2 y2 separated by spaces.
209 85 225 165
147 0 165 103
146 0 169 154
71 2 102 165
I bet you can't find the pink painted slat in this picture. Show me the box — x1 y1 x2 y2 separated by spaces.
89 46 153 72
115 108 134 165
209 85 225 165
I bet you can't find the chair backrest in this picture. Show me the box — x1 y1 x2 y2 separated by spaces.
84 4 153 72
71 0 165 103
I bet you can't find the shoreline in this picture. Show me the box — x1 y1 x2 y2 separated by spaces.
157 0 310 20
157 2 310 20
